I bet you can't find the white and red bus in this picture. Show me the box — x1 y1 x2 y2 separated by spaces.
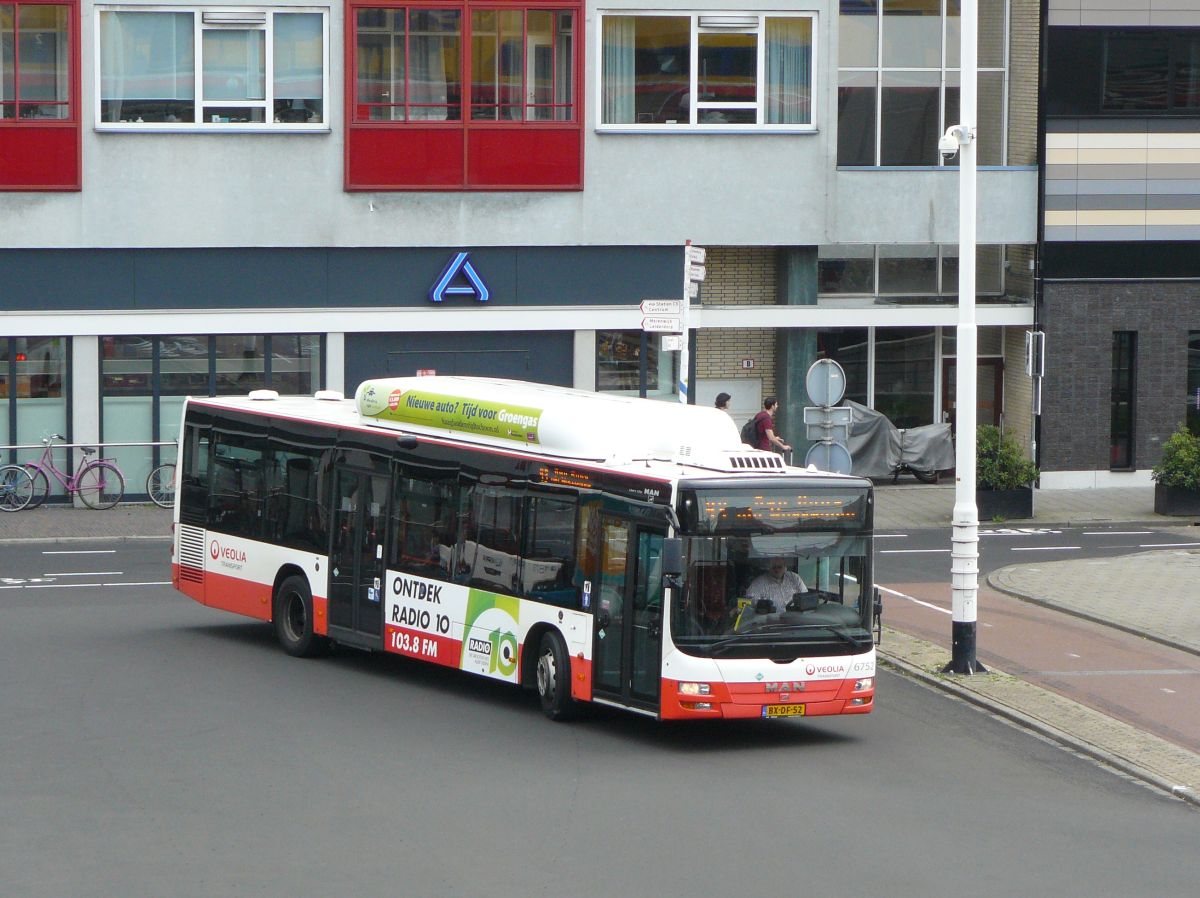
172 376 880 721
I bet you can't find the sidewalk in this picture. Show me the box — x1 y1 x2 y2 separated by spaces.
2 486 1199 806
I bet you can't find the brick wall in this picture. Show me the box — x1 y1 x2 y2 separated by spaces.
1040 282 1200 471
697 246 778 395
1008 0 1039 166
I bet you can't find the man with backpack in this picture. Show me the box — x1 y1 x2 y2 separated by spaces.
741 396 791 455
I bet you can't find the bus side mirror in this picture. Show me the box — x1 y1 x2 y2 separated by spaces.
661 537 683 588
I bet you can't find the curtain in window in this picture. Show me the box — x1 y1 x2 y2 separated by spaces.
409 10 458 120
274 14 323 103
100 11 194 122
601 15 635 124
766 17 810 124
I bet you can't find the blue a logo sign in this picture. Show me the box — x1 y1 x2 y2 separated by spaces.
429 252 490 303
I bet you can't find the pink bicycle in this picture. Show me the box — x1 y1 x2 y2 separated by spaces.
24 434 125 510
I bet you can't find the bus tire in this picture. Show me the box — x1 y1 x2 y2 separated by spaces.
535 630 577 722
273 575 329 658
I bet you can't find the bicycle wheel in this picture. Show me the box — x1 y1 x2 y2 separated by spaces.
0 465 35 512
76 461 125 510
147 463 176 509
22 465 50 509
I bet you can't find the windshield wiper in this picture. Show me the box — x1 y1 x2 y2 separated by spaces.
786 624 866 650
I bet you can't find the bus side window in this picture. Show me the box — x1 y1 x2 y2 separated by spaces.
208 427 265 539
390 471 457 583
459 483 524 594
180 423 211 526
521 493 578 607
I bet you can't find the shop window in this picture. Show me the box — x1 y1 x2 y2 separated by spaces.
874 326 935 429
96 7 327 129
100 334 322 497
1110 332 1136 470
837 0 1007 166
347 1 581 190
598 13 814 129
596 330 676 398
816 329 868 406
0 1 79 189
1 337 68 467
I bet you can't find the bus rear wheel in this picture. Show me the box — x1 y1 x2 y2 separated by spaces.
273 575 329 658
535 631 577 721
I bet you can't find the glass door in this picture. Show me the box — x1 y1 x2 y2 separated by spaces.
591 515 664 710
328 465 389 637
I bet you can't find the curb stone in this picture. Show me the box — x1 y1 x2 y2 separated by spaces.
877 627 1200 809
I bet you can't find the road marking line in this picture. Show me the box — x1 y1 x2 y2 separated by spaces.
1163 688 1177 694
1034 669 1199 677
880 548 951 554
875 534 908 538
1138 542 1200 548
44 571 123 577
1082 531 1153 536
26 583 102 589
1011 546 1082 552
876 584 952 615
41 549 116 555
104 581 171 587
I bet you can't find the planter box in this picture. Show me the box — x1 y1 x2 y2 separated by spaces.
1154 483 1200 517
977 487 1033 521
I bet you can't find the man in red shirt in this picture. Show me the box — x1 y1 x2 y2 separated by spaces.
753 396 791 454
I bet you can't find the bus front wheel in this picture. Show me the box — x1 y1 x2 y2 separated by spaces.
535 631 578 722
273 575 329 658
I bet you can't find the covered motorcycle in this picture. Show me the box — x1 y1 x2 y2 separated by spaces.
843 401 954 481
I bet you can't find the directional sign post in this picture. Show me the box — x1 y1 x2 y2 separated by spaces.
640 299 683 317
642 316 682 333
678 241 706 404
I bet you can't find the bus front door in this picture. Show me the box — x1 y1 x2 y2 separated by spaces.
328 466 389 643
591 518 665 712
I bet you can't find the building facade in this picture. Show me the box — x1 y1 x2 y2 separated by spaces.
2 0 1038 494
1041 0 1200 486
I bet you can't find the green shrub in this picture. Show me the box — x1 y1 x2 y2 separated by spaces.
1152 425 1200 491
976 425 1039 490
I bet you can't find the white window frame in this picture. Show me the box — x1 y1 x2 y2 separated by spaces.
594 10 819 134
836 0 1010 167
94 5 330 133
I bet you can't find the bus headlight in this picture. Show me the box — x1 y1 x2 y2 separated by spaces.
853 677 874 691
678 682 712 696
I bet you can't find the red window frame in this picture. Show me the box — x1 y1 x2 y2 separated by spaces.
344 0 583 191
0 0 81 190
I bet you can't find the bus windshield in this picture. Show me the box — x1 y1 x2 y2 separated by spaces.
670 532 871 657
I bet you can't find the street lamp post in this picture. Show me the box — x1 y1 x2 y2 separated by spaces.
944 0 985 675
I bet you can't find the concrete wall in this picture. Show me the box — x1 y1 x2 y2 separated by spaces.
0 2 1037 251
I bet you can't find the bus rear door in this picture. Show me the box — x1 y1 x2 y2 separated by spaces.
328 460 389 645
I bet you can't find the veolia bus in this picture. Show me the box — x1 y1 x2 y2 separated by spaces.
171 376 880 721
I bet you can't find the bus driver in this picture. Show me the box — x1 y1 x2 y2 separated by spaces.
745 558 808 612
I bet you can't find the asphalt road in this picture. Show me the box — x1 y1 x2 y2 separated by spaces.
875 525 1200 756
1 540 1198 897
875 523 1200 582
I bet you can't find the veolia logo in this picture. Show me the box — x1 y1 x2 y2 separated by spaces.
210 540 247 564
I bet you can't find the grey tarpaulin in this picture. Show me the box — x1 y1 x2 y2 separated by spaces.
843 401 955 478
844 401 900 478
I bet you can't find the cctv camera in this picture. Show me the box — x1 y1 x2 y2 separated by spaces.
938 129 960 160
